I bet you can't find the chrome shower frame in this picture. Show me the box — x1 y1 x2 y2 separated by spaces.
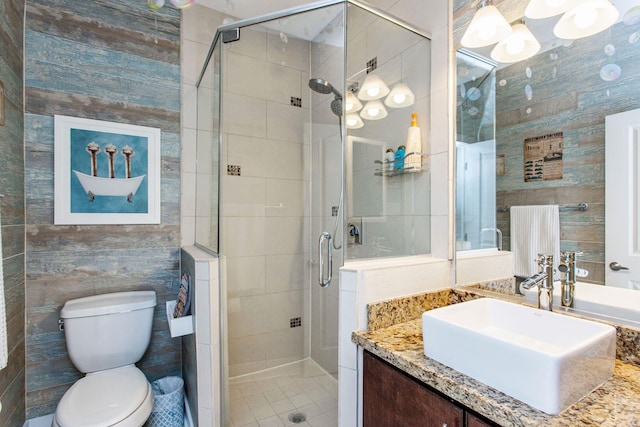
195 3 431 426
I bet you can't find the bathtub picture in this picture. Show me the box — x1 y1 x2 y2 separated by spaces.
54 115 161 225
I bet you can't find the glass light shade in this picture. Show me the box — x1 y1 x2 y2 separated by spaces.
170 0 195 8
384 83 415 108
345 113 364 129
357 74 390 101
461 4 513 48
491 23 541 63
524 0 580 19
554 1 619 39
148 0 165 10
344 92 363 113
359 100 388 120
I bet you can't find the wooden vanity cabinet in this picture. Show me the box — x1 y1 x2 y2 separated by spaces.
363 351 498 427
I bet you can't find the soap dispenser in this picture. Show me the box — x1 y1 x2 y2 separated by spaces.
405 113 422 169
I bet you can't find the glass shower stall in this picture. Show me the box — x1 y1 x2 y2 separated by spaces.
195 1 431 425
455 49 497 252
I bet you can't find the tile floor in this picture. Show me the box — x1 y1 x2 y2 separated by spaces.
227 359 338 427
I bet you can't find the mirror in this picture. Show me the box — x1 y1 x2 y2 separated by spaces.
454 0 640 289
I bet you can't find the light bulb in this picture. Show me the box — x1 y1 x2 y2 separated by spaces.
547 0 566 7
393 93 407 104
345 113 364 129
574 7 598 28
478 25 497 42
367 86 380 98
344 92 362 113
357 74 389 101
506 36 525 55
360 100 387 120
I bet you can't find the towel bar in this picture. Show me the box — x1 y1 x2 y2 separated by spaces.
498 203 588 212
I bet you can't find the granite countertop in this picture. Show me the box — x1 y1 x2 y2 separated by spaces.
353 317 640 426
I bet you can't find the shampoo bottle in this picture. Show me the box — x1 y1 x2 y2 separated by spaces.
405 113 422 169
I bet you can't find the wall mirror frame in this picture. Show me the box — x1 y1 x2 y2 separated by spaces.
453 0 640 301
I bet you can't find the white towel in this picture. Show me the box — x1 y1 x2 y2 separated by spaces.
510 205 560 278
0 208 6 370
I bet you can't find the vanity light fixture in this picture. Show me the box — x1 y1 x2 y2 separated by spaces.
344 91 363 113
345 113 364 129
491 21 541 63
384 83 415 108
359 100 388 120
357 74 390 101
524 0 580 19
554 0 619 40
461 0 512 48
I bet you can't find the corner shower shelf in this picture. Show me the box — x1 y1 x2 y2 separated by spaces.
374 152 429 177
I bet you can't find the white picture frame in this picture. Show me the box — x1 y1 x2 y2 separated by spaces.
54 115 161 225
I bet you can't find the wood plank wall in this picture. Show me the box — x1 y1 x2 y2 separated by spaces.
0 0 26 425
494 20 640 285
454 0 640 285
24 0 182 418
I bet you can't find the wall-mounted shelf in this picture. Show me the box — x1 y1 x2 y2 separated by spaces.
166 300 194 338
374 152 429 177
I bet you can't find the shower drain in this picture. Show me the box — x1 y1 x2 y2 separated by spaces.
288 412 307 423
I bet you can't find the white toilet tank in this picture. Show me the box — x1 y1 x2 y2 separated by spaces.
60 291 157 373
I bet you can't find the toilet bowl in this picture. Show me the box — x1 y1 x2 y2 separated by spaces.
52 366 153 427
52 291 157 427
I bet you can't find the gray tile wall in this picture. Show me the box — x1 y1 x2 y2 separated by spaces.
0 0 26 425
24 0 182 418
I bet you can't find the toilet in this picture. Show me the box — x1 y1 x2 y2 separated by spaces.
52 291 157 427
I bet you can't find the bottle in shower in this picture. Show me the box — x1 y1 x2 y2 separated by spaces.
405 113 422 169
394 145 406 170
385 148 395 172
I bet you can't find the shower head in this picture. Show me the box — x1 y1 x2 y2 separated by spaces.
309 78 342 98
309 78 343 117
330 96 342 117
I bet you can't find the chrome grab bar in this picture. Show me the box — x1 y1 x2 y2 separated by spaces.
318 231 332 287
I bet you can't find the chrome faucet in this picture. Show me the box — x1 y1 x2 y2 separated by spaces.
521 254 554 311
558 251 578 308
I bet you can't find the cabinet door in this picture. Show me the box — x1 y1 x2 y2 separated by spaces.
466 413 496 427
363 351 463 427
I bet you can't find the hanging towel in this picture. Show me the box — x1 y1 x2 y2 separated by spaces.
0 208 6 370
510 205 560 278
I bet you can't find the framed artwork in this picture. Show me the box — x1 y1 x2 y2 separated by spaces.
54 115 161 225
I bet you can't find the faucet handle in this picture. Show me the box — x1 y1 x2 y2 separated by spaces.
536 253 554 266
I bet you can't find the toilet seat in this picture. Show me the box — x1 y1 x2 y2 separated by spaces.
53 366 153 427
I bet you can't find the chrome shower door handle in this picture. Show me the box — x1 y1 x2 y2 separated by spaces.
318 231 333 287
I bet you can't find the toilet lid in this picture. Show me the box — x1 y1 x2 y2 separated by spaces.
56 366 151 427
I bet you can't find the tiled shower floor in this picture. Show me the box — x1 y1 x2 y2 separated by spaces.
227 359 338 427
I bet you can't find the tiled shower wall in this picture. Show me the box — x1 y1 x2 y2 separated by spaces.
221 25 312 377
0 0 26 425
24 0 182 418
344 4 432 260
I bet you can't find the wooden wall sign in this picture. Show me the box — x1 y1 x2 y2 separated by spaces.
524 132 563 182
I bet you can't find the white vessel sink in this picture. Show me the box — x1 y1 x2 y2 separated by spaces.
422 298 616 415
522 281 640 323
